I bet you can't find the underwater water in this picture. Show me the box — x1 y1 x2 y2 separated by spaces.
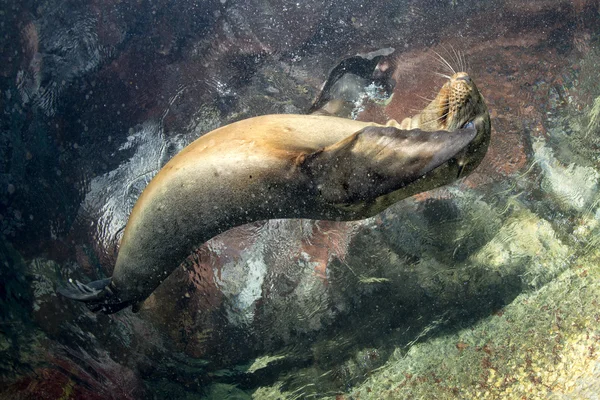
2 0 600 398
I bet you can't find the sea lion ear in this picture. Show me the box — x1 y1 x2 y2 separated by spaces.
301 125 478 204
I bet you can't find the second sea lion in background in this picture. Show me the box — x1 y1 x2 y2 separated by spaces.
308 48 396 117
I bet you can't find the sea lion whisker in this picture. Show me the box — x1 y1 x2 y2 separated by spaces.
433 72 453 80
446 44 466 73
416 94 438 102
430 50 456 75
424 65 452 80
426 112 451 124
435 62 455 77
419 112 451 128
413 108 450 116
408 102 450 113
414 101 451 111
453 46 469 73
456 48 468 72
434 48 457 75
412 101 434 110
445 44 462 72
449 45 464 72
440 44 460 73
435 113 450 121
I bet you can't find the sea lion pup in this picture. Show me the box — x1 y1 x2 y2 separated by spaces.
59 71 491 314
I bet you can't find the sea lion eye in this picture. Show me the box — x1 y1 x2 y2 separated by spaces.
463 121 474 129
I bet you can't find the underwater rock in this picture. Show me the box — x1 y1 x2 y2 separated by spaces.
28 258 62 313
1 349 145 400
470 208 571 288
533 139 599 213
381 190 502 263
0 243 149 399
205 383 252 400
504 0 594 14
16 7 122 116
345 248 600 400
140 219 357 366
223 0 329 53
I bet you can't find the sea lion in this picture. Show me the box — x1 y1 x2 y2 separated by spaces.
308 47 396 117
59 71 491 314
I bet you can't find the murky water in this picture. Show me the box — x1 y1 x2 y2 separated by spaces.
1 1 600 399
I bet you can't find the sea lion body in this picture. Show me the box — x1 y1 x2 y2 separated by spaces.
60 72 491 313
115 115 376 306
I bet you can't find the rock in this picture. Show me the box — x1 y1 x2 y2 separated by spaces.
533 139 599 213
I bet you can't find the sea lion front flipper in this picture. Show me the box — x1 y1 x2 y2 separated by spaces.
302 125 478 204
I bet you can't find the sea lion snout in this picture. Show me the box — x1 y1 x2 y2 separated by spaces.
455 72 472 83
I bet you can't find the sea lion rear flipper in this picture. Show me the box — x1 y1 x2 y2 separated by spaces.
58 278 112 301
302 125 478 204
58 278 136 314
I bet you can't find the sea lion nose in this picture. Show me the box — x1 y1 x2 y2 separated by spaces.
457 74 471 83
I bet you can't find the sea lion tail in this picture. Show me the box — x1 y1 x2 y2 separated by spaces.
58 278 131 314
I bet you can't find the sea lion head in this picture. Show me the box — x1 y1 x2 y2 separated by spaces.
398 70 490 180
418 71 489 133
